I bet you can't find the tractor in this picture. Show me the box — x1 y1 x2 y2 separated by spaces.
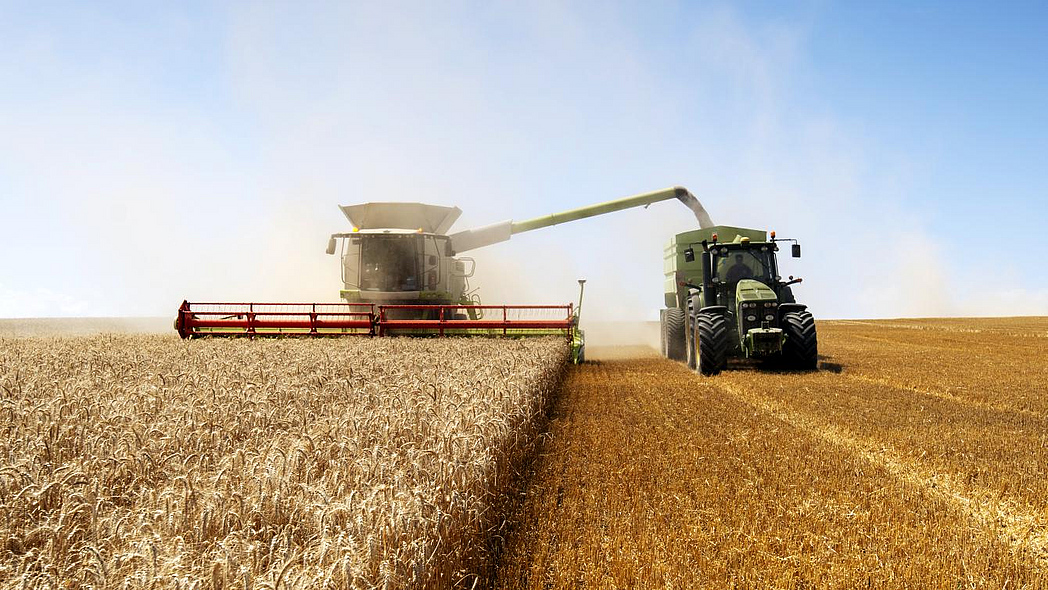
660 226 817 375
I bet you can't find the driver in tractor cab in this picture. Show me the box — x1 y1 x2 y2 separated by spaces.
725 253 754 283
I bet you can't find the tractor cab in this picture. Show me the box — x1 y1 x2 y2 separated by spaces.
706 241 782 308
681 234 795 303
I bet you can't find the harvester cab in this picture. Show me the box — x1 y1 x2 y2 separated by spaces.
661 227 817 375
327 203 477 319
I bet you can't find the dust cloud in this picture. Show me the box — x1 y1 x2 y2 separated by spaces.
0 317 171 337
583 321 661 350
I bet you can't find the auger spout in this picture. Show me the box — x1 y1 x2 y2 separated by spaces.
449 186 713 253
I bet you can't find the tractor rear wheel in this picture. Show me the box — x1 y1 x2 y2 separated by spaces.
664 308 687 362
782 310 818 370
695 312 728 376
686 315 697 370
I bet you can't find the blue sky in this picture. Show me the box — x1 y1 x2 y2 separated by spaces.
1 1 1046 320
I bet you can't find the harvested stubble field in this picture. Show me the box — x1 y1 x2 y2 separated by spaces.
497 317 1048 588
0 335 566 589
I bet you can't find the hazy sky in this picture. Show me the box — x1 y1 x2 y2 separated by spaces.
2 1 1046 320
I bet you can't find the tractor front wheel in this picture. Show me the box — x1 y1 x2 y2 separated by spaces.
781 310 818 370
664 308 687 362
695 312 728 376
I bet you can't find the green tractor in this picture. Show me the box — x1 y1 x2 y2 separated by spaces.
660 226 817 375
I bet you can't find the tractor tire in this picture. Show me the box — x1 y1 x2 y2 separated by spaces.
664 308 687 362
686 315 697 370
782 310 818 370
695 312 728 376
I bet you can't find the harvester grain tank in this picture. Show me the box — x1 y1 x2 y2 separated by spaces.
660 227 817 375
177 186 713 365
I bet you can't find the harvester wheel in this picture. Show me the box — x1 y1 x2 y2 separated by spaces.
695 312 728 376
782 310 818 370
664 308 687 362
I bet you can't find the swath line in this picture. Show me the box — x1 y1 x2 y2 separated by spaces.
841 372 1046 420
715 380 1048 570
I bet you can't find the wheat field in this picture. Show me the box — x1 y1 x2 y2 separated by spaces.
3 318 1048 589
0 335 566 589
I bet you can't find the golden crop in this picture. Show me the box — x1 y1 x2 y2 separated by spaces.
0 335 567 589
5 317 1047 589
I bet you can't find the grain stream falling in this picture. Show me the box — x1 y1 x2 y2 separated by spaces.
0 335 567 589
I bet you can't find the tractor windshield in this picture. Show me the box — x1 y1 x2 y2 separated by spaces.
714 247 777 285
359 236 420 292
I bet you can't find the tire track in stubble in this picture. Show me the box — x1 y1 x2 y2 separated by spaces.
840 372 1046 419
714 379 1048 571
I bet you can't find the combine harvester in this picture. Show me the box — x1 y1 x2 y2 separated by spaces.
176 187 713 363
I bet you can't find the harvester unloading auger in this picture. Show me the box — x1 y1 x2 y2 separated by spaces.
176 187 713 363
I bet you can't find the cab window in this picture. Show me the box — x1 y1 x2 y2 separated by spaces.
715 248 774 284
360 236 420 291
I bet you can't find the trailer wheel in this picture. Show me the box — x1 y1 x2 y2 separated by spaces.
664 308 687 362
695 312 728 376
659 309 668 357
782 310 818 370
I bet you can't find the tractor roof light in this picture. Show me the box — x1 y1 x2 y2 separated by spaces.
711 233 718 242
352 227 359 232
770 230 776 239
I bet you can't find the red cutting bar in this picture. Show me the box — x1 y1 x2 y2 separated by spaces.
376 304 575 336
379 319 575 330
176 301 375 338
377 308 574 312
176 302 576 339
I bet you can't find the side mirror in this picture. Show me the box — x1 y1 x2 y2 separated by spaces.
684 247 695 263
326 237 337 255
792 244 801 258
